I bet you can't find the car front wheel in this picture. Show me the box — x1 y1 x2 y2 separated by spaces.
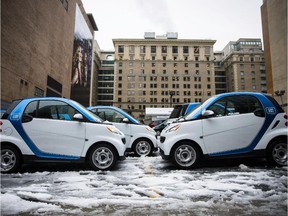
171 142 200 169
1 145 22 173
267 139 287 167
133 139 153 157
88 144 118 171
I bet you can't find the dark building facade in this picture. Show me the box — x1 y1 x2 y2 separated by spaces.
1 0 97 108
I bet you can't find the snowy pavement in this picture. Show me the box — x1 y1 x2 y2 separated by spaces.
1 155 287 216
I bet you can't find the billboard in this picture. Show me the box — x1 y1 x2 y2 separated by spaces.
70 4 93 106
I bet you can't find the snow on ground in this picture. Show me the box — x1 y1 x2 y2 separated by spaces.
1 156 287 216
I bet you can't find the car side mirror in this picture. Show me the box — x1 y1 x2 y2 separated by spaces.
122 118 130 123
202 110 215 118
73 113 84 121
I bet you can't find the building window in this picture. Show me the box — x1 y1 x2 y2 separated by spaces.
34 87 44 97
183 46 189 54
205 47 210 55
240 71 244 76
140 45 146 54
129 46 135 53
172 46 178 54
118 45 124 53
195 63 199 68
194 46 199 54
162 46 167 53
151 46 156 54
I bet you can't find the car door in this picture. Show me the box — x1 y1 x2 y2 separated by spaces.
96 108 132 145
22 100 86 157
202 95 265 156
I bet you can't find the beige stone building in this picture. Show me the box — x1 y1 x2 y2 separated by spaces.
113 33 216 119
261 0 287 111
221 39 266 93
1 0 97 108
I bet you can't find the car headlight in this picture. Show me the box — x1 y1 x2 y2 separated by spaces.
165 124 181 133
106 126 123 135
145 126 155 132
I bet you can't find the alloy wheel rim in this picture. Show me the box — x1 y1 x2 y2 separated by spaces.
1 149 16 171
92 147 114 169
272 143 287 166
136 141 151 156
175 145 196 167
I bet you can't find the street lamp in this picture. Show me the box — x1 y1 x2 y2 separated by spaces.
169 91 175 107
274 90 285 106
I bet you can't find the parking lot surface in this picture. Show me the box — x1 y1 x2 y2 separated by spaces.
1 155 287 216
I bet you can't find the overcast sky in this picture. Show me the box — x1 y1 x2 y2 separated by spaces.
82 0 263 51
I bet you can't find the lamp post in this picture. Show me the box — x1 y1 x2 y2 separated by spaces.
274 90 285 106
169 91 175 107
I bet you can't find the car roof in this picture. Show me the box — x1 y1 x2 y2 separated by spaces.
87 106 139 124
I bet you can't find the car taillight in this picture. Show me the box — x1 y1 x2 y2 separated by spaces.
285 114 288 127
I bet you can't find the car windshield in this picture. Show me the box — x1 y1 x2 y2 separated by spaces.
184 96 216 120
71 101 103 123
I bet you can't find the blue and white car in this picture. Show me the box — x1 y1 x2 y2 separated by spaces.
87 106 157 156
0 98 127 173
159 92 287 169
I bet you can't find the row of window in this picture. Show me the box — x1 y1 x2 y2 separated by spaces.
119 69 211 76
118 76 209 82
117 89 212 96
117 96 205 104
118 45 211 55
118 62 212 68
118 56 211 61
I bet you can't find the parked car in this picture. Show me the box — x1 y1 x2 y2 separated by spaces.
153 119 177 136
0 98 126 173
159 92 287 169
87 106 157 157
148 119 166 128
169 102 200 119
153 103 200 135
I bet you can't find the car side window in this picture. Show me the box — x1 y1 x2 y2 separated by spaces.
38 101 80 121
97 109 125 123
23 101 38 117
207 95 263 117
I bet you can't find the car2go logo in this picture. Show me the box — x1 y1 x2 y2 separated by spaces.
0 98 127 173
158 92 288 169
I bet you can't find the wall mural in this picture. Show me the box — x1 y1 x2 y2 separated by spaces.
71 4 93 106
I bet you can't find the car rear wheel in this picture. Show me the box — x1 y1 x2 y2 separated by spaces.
171 142 200 169
267 139 287 167
88 144 118 171
1 145 21 173
133 139 153 157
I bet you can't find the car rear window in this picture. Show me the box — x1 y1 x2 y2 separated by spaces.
1 100 22 119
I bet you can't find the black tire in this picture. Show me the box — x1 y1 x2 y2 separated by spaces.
133 139 153 157
267 139 287 167
1 145 22 173
88 143 118 171
170 142 200 169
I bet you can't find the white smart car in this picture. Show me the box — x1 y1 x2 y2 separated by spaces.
87 106 157 156
159 92 287 169
0 98 127 173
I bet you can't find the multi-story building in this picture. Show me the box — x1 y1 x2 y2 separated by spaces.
1 0 97 108
261 0 287 111
113 32 216 119
214 51 227 94
97 50 115 106
220 39 266 93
